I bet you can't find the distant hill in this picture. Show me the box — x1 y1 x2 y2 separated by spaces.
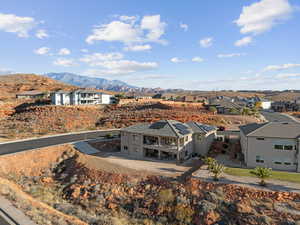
44 72 137 92
0 73 77 100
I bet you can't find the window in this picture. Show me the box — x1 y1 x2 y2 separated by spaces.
284 162 291 166
256 137 264 140
256 155 264 163
198 134 203 141
179 138 184 146
274 144 294 151
274 145 283 150
274 161 282 165
284 145 293 150
123 146 128 151
132 135 139 143
185 136 188 142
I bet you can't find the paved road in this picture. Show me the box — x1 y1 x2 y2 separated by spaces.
0 130 120 156
0 214 10 225
260 111 298 123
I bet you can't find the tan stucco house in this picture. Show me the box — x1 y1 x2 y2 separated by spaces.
120 120 217 162
240 122 300 172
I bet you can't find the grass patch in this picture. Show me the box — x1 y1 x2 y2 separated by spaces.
225 167 300 184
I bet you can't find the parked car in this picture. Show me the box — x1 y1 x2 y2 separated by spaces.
218 126 226 131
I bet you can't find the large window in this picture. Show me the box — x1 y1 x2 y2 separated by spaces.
256 155 264 163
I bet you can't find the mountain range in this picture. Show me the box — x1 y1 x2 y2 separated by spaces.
44 72 138 92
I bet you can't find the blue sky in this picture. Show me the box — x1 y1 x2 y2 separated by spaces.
0 0 300 90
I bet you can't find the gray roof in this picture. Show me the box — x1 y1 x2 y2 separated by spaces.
239 123 267 136
240 122 300 138
121 120 193 137
185 121 217 134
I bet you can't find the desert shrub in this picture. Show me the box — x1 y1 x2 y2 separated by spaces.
175 204 194 224
158 189 175 205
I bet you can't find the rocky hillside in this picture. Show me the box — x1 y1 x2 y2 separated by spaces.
0 73 77 100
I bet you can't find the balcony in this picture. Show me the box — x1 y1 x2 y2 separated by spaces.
143 135 178 152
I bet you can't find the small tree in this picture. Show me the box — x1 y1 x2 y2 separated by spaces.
254 101 262 109
242 107 251 115
203 157 217 170
209 106 217 114
250 167 272 186
209 162 225 181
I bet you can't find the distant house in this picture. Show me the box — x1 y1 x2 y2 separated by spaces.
51 89 114 105
260 98 272 110
120 120 217 162
16 90 45 99
206 98 242 114
240 122 300 172
182 95 207 103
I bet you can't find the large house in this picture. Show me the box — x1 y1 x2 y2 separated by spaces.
51 90 113 105
240 122 300 172
120 120 217 162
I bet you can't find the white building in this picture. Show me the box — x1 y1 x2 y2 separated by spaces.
51 90 114 105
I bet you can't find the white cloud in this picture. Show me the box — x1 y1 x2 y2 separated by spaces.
86 14 167 45
199 37 213 48
34 47 50 55
235 36 252 47
263 63 300 71
86 20 141 44
0 67 14 75
0 13 38 37
235 0 294 35
119 15 137 24
217 53 246 58
170 57 184 63
84 60 158 75
141 15 167 44
80 52 124 66
53 58 77 67
123 44 152 52
192 57 204 63
58 48 71 55
276 73 300 78
179 23 188 31
35 29 48 39
80 49 89 53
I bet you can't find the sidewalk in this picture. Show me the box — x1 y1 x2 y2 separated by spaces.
0 195 37 225
193 168 300 193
